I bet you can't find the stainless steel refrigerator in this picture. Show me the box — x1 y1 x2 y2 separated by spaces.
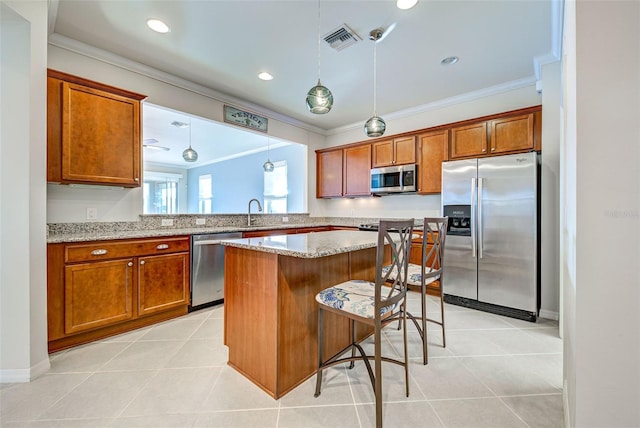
441 151 539 321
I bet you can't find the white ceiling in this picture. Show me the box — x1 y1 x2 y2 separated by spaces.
49 0 558 167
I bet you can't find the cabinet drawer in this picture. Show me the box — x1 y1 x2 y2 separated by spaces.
65 237 190 263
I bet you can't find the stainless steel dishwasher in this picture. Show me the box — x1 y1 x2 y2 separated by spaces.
190 232 242 311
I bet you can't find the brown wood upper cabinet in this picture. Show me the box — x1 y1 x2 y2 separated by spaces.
450 113 534 159
417 130 447 194
372 136 416 167
47 69 146 187
316 144 371 198
316 149 343 198
343 144 372 196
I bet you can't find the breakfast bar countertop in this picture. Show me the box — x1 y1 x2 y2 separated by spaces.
220 229 383 258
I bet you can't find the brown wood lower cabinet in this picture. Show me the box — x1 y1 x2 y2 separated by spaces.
64 258 134 335
48 236 190 352
138 253 189 316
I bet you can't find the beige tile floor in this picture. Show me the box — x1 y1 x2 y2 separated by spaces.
1 294 564 427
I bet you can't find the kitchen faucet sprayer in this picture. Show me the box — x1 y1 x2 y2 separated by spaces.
248 198 263 226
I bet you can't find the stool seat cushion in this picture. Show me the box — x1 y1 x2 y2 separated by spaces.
382 264 439 287
316 280 399 319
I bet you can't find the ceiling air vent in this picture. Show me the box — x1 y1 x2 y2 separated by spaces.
323 24 361 51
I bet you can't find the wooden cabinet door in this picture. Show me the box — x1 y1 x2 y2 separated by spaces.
371 140 394 167
372 137 416 167
393 136 417 165
417 130 447 194
64 259 134 335
489 113 534 155
450 122 488 159
343 144 372 196
138 253 189 316
60 82 141 186
316 149 343 198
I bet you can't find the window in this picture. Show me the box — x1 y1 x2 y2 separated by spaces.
264 161 287 213
143 172 182 214
199 174 213 213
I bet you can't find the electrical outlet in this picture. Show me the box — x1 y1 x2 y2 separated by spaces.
86 207 97 220
195 218 206 225
161 219 174 227
282 216 289 223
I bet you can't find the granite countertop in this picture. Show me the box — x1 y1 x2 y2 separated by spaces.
220 229 388 258
46 215 424 244
46 223 335 244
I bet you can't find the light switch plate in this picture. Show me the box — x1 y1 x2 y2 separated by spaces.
161 219 174 227
195 218 206 225
86 207 97 220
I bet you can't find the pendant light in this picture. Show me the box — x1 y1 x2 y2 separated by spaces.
263 138 274 172
364 28 386 138
182 119 198 162
305 0 333 114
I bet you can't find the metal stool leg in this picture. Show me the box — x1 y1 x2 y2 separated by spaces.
314 307 324 397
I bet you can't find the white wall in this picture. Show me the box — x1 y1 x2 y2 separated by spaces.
0 0 49 382
563 1 640 426
46 44 327 222
541 61 561 321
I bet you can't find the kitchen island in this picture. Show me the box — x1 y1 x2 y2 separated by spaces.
221 230 386 399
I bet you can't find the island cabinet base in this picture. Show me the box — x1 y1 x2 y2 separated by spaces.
224 246 376 399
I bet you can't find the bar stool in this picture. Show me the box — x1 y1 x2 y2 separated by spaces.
314 219 414 428
384 217 448 365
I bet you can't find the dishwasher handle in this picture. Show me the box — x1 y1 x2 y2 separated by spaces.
193 239 225 246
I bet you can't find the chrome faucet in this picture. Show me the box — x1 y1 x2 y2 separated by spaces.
247 198 263 226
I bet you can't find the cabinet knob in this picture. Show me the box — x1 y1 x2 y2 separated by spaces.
140 260 145 265
482 148 487 152
91 249 108 256
156 244 169 250
135 178 139 182
127 262 133 267
491 147 495 151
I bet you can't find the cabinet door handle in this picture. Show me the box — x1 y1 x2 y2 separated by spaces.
156 244 169 250
140 260 145 265
127 261 133 267
91 249 108 256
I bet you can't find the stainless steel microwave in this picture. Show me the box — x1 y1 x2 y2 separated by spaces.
370 164 417 194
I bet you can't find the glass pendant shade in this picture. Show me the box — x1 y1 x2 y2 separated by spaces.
263 159 275 172
182 119 198 162
364 115 386 138
306 80 333 114
182 146 198 162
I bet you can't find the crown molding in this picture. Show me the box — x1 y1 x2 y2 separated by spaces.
327 76 539 136
533 0 564 81
48 33 328 136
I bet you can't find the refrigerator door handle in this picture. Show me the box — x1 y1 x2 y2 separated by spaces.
478 177 484 258
471 178 477 258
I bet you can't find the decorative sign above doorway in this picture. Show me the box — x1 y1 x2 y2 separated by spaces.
223 105 268 133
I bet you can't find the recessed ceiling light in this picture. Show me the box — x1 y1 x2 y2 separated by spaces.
147 19 170 33
441 56 459 65
397 0 418 10
258 72 274 81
